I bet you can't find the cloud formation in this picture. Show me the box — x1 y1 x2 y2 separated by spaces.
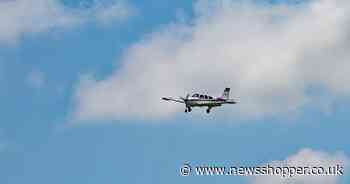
0 0 133 44
251 148 349 184
94 1 135 26
73 0 350 121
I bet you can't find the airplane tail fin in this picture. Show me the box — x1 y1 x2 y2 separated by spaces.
221 88 230 99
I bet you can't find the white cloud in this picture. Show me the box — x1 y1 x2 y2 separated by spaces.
94 1 135 26
251 148 349 184
0 0 134 44
73 0 350 121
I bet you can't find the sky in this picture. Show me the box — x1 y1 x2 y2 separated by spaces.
0 0 349 183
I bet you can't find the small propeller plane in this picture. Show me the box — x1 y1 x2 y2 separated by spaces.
161 88 237 113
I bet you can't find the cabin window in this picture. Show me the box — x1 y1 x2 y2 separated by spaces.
204 95 208 99
192 94 199 97
209 96 213 99
200 95 204 98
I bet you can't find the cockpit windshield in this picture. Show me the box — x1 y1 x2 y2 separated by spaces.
192 94 199 97
192 94 213 99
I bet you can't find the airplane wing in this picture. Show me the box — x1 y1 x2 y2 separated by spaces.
161 97 185 103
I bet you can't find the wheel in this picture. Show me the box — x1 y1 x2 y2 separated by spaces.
206 109 210 113
185 109 188 113
188 108 192 112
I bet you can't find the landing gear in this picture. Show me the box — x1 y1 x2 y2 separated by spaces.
185 107 192 113
206 108 211 114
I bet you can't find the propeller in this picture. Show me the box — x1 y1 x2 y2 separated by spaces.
161 97 171 101
180 94 190 102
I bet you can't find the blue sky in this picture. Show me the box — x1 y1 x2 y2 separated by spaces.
0 0 350 184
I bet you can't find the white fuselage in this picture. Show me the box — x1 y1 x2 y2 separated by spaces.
185 97 235 107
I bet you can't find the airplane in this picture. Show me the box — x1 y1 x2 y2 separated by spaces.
161 88 237 113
